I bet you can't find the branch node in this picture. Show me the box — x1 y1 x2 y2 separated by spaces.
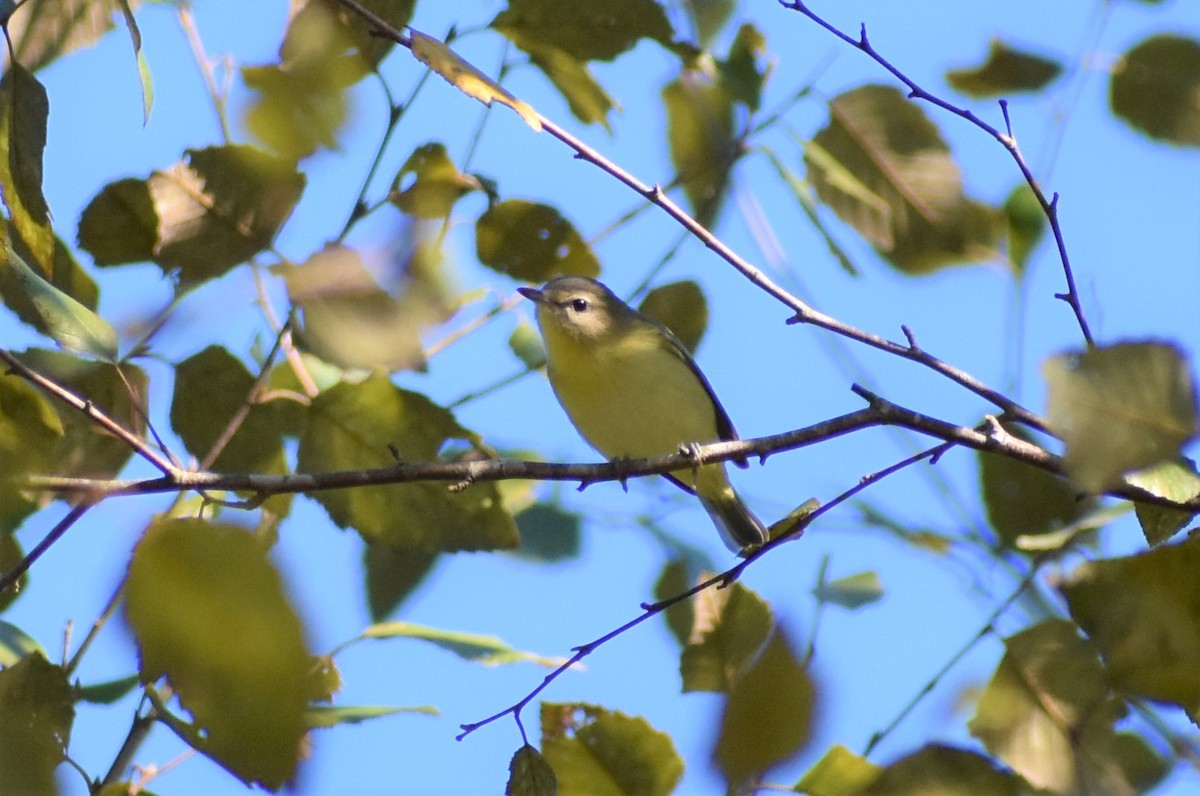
900 324 919 350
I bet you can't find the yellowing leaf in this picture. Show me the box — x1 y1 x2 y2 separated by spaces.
409 28 541 131
363 621 562 667
390 142 481 219
795 744 882 796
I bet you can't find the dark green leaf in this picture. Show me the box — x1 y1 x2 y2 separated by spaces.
124 518 311 789
1110 35 1200 146
492 0 675 62
77 673 141 705
513 502 582 562
686 0 734 48
946 39 1062 98
0 534 26 611
507 744 557 796
663 73 736 228
653 559 694 647
0 224 100 338
364 542 438 621
541 703 683 796
0 64 54 273
638 280 708 355
860 745 1022 795
0 372 62 531
0 619 46 666
681 579 773 693
718 24 768 112
475 199 600 282
0 653 73 796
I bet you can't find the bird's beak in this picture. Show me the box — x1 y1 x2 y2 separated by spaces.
517 286 545 304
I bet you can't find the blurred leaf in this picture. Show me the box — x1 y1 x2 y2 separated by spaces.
794 744 882 795
18 349 146 481
653 558 694 647
1062 533 1200 715
855 502 954 554
509 321 548 369
77 673 141 705
806 85 999 274
682 578 773 693
475 199 600 282
718 24 768 112
0 534 26 611
170 346 289 474
323 0 415 68
685 0 734 48
364 542 438 621
307 704 435 728
638 280 708 354
0 224 100 335
713 629 814 784
813 570 883 610
286 242 452 373
1126 457 1200 545
521 40 617 130
0 373 62 530
124 518 311 789
0 619 46 666
762 147 859 275
115 0 152 124
306 654 341 704
946 39 1062 97
0 653 73 796
1002 183 1044 276
1110 34 1200 146
663 72 736 228
297 373 519 552
978 421 1092 548
513 502 582 562
77 145 305 288
508 744 558 796
4 236 118 360
1014 503 1127 553
1043 341 1198 492
364 621 562 667
968 620 1124 793
492 0 675 62
0 63 54 273
860 745 1022 795
390 142 481 219
541 702 683 796
5 0 132 72
410 28 541 131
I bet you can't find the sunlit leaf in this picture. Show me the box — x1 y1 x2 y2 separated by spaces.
681 578 773 693
806 85 999 273
389 142 481 219
364 621 562 667
1110 34 1200 146
124 518 311 789
794 744 882 796
1062 533 1200 715
1044 341 1198 492
307 704 435 728
1126 457 1200 545
492 0 675 62
297 373 519 552
713 629 814 784
6 0 132 72
513 502 582 562
1002 182 1044 276
410 28 541 131
475 199 600 282
541 703 684 796
813 570 883 610
638 280 708 355
860 745 1022 795
0 653 73 796
507 744 557 796
364 542 438 621
946 39 1062 97
663 72 736 228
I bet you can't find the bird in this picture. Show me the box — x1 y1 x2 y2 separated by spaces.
518 276 768 552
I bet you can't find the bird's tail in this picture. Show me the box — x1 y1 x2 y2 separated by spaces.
699 485 768 553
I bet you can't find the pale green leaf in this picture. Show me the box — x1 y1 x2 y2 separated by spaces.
363 621 562 667
1126 457 1200 545
794 744 882 796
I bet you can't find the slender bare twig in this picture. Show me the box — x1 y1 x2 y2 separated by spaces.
777 0 1094 347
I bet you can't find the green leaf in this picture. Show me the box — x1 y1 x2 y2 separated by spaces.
6 0 128 73
390 143 481 219
509 321 548 369
794 744 882 795
541 703 684 796
1013 503 1128 553
1110 34 1200 147
0 63 54 273
1062 533 1200 715
681 579 773 693
492 0 676 62
297 374 519 552
0 223 101 335
860 745 1022 795
475 199 600 282
0 372 62 530
718 24 769 113
663 72 736 228
170 346 288 474
806 85 999 274
978 421 1092 548
326 0 415 68
638 280 708 355
513 502 582 562
77 145 305 288
653 559 695 647
306 704 435 728
0 653 73 796
1043 341 1199 492
1002 182 1045 276
4 235 118 360
713 629 814 784
968 620 1123 793
1126 457 1200 545
77 673 141 705
524 42 618 129
946 39 1062 98
507 744 558 796
115 0 152 124
364 542 438 621
124 517 311 789
686 0 734 48
813 570 883 610
363 621 561 667
0 534 26 611
410 28 541 131
0 619 47 666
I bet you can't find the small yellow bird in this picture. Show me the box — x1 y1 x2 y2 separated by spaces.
518 276 767 552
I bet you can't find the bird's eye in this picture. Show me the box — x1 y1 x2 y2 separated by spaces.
570 298 589 312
